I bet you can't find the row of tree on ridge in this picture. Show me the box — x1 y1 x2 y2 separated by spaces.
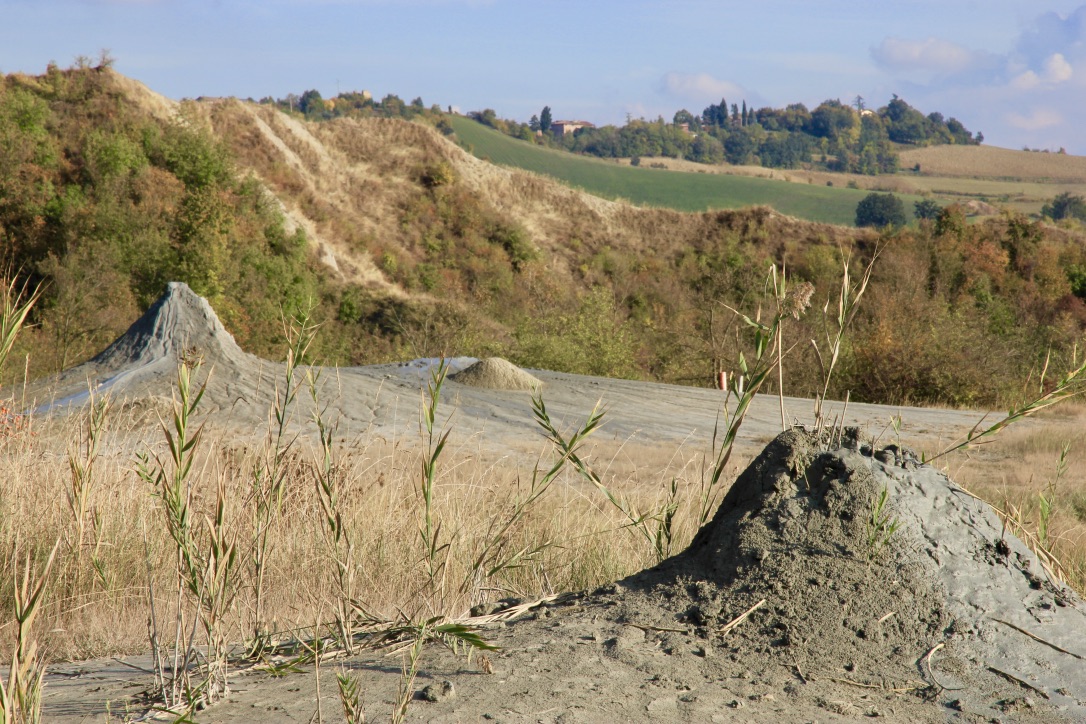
470 95 981 175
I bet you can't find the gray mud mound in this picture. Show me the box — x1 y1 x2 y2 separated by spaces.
91 281 251 372
449 357 541 391
570 428 1086 721
30 282 271 418
42 432 1086 722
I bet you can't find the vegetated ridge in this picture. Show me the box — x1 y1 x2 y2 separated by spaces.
4 64 1086 409
447 115 897 226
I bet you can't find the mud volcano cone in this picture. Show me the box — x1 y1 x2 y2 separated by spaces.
598 428 1086 719
91 281 250 372
33 282 267 416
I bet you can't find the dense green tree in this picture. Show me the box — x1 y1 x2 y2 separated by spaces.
539 106 552 133
529 114 540 132
673 109 696 128
855 192 908 228
298 89 325 117
724 129 757 164
689 133 724 163
1042 192 1086 222
701 98 728 127
914 198 942 220
758 133 811 168
379 94 406 117
808 99 855 141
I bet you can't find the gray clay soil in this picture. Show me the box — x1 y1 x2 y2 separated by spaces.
29 283 1086 722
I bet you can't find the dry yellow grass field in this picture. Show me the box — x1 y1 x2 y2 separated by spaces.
608 144 1086 218
0 402 709 663
900 145 1086 182
945 401 1086 591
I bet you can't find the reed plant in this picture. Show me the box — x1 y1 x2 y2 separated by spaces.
418 361 451 595
136 360 239 711
250 309 317 649
0 542 58 724
810 248 880 430
0 275 48 724
64 391 110 573
308 363 363 654
698 262 813 527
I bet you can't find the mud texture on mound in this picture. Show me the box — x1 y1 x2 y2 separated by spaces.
449 357 542 391
31 281 274 423
90 281 251 372
625 428 949 685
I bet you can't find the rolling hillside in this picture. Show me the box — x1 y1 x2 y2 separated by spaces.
449 116 920 226
5 66 1086 410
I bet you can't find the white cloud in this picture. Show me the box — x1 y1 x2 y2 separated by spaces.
871 37 976 74
660 72 743 102
1011 70 1040 90
1007 108 1064 131
1009 52 1073 90
1043 52 1073 83
1017 6 1086 68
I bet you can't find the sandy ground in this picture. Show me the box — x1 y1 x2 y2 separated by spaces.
27 283 1086 722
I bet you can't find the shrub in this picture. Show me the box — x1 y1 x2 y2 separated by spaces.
855 192 907 229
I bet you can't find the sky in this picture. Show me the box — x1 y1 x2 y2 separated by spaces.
4 0 1086 153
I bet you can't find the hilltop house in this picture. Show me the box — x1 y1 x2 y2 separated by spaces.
551 120 595 137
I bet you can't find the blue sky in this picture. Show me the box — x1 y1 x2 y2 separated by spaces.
5 0 1086 153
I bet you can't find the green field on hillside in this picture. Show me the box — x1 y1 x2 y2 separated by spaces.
449 116 921 226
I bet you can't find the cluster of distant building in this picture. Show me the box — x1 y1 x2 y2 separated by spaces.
550 120 595 137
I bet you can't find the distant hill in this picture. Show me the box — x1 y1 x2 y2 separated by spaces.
4 65 1086 409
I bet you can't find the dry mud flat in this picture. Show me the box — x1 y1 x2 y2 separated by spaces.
28 283 1086 722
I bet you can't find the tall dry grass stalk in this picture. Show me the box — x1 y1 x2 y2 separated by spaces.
699 262 813 527
308 363 364 654
0 275 49 724
64 391 110 571
0 277 42 377
2 420 689 663
250 310 316 649
136 360 239 712
810 248 880 429
0 542 58 724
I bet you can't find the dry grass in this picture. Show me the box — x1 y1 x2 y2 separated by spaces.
0 397 718 664
3 379 1085 691
900 145 1086 182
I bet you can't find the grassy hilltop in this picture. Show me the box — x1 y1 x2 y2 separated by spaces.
452 114 1086 222
449 115 895 226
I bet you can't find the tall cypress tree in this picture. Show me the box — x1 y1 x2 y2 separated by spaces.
539 106 552 133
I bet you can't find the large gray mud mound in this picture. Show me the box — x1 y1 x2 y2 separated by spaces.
91 281 250 371
195 428 1086 722
586 428 1086 720
32 282 269 417
449 357 541 391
